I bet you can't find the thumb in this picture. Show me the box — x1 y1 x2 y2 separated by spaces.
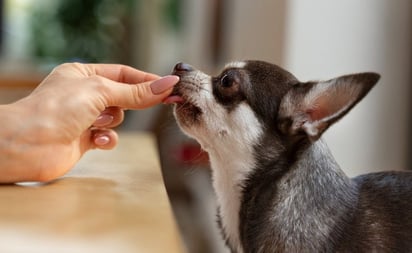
102 75 179 109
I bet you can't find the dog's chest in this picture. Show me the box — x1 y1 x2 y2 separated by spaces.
195 103 263 252
207 129 260 252
210 150 255 253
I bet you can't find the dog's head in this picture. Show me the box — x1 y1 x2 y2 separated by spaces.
164 61 379 151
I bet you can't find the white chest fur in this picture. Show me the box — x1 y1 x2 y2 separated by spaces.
209 151 254 253
199 104 263 253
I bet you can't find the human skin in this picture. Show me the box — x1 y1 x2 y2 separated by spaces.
0 63 179 183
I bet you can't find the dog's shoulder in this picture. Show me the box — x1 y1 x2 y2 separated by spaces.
353 170 412 218
354 170 412 194
341 171 412 252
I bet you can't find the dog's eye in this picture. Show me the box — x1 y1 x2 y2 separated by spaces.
214 71 244 105
220 74 233 88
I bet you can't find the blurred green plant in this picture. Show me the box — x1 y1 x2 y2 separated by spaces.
29 0 135 64
162 0 181 31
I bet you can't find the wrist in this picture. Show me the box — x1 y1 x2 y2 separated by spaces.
0 102 43 183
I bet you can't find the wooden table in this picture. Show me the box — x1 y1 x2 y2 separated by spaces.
0 72 44 104
0 132 186 253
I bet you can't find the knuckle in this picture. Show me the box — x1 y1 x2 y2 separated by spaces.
130 84 149 107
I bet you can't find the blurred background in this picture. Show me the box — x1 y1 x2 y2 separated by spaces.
0 0 411 252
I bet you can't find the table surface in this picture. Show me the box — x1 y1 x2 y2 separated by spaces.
0 132 186 253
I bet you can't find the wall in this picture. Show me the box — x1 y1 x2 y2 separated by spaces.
223 0 287 65
284 0 412 175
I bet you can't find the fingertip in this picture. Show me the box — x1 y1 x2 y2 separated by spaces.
94 135 110 146
93 107 124 128
94 114 114 127
150 75 180 95
102 75 179 109
93 130 118 150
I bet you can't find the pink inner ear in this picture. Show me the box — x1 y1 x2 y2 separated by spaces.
307 94 349 122
307 107 324 121
307 96 331 121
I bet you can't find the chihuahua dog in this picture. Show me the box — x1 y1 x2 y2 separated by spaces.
164 61 412 253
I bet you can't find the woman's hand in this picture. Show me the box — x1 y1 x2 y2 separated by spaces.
0 63 179 183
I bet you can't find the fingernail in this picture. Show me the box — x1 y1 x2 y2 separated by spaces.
94 114 114 126
94 135 110 146
150 75 179 95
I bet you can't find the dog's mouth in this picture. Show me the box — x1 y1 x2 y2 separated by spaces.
163 83 203 125
163 81 191 106
163 89 185 104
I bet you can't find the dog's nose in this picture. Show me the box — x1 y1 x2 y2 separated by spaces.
173 62 193 73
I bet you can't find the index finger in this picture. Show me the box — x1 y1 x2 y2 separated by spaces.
86 64 160 84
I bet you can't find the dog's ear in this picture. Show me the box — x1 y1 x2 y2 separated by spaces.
278 72 380 142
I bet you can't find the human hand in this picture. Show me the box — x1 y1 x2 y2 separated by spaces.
0 63 179 183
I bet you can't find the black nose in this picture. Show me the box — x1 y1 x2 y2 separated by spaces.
173 62 193 73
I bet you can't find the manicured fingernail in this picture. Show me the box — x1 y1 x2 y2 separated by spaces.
94 114 114 126
150 75 179 95
94 135 110 146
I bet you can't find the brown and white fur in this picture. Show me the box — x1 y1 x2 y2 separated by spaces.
164 61 412 253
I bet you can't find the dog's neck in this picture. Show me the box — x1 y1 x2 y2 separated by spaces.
247 139 358 251
204 136 358 252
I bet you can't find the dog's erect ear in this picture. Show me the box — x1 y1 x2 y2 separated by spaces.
278 72 380 142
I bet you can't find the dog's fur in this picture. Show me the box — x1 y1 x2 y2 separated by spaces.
165 61 412 253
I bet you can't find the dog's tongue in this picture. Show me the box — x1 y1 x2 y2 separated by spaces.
163 95 184 104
